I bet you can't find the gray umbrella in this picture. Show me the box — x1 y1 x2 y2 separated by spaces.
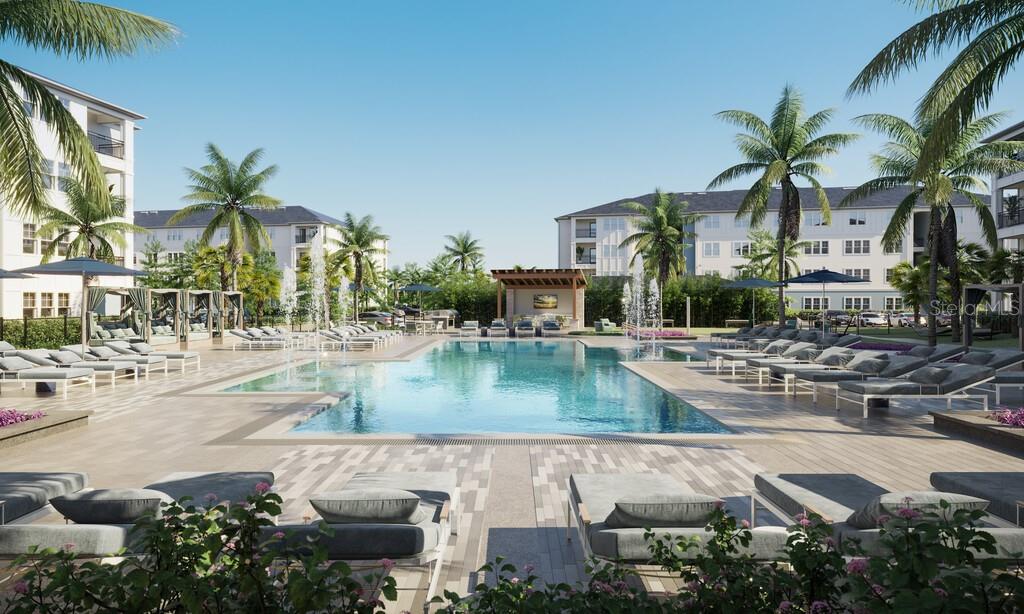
782 269 868 331
725 278 785 326
15 258 147 356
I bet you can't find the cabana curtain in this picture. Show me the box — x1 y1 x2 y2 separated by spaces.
87 287 106 313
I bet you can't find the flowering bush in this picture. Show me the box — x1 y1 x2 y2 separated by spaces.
1 486 395 613
992 407 1024 428
0 408 44 429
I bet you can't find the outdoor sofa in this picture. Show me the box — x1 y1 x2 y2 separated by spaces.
515 320 537 338
104 340 201 374
540 320 562 336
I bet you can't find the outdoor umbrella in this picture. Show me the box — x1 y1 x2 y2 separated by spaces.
399 283 440 313
782 269 868 331
14 257 147 357
725 278 784 326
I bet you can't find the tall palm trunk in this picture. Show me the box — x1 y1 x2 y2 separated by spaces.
926 210 942 347
658 259 669 329
353 256 363 322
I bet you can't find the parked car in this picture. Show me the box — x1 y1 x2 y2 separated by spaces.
893 312 924 327
358 311 393 325
825 310 852 325
857 312 888 327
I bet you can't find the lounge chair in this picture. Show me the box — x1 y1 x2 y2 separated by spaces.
0 356 94 398
515 320 536 338
836 363 995 417
104 340 201 373
912 324 952 337
487 319 508 337
930 472 1024 527
229 329 287 351
752 472 1024 558
458 321 480 337
0 472 88 525
768 350 889 393
904 343 967 363
793 355 927 403
269 471 457 603
567 473 787 562
331 327 388 348
946 349 1024 403
594 318 618 333
60 344 168 378
711 326 752 345
707 339 797 375
319 330 378 351
540 320 562 336
15 348 137 388
744 344 847 386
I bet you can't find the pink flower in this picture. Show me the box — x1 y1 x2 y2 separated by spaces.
714 500 725 510
876 514 891 526
799 518 812 527
897 507 921 520
254 481 271 495
934 587 948 598
380 557 395 571
846 558 869 575
741 519 750 528
810 601 831 613
204 493 218 503
523 563 535 574
871 584 885 596
778 601 792 612
685 580 700 592
12 580 28 594
272 531 285 539
510 577 520 585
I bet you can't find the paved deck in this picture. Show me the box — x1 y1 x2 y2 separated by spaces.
3 334 1024 612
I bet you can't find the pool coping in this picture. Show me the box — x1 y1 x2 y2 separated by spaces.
179 338 771 445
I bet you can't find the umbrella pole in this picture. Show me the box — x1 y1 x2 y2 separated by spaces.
821 282 826 332
80 275 89 360
751 289 755 327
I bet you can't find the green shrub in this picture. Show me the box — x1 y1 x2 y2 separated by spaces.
0 317 81 349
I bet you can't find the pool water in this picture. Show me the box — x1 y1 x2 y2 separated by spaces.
225 341 729 435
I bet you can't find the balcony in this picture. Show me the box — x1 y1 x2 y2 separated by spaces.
89 131 124 159
999 210 1023 229
575 228 596 238
575 256 597 265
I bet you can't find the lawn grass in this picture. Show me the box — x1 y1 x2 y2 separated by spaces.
857 326 1021 349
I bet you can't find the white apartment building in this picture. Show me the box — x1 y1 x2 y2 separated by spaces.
133 206 389 275
1 73 141 319
557 186 986 312
984 120 1024 251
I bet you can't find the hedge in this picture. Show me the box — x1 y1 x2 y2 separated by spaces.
0 317 81 349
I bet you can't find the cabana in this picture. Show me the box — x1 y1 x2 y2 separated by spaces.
212 291 243 345
146 288 181 347
180 290 214 348
491 268 586 330
963 283 1024 350
85 286 148 344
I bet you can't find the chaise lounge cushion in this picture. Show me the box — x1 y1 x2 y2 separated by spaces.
836 378 921 396
51 489 173 524
846 491 989 529
144 471 275 506
851 357 890 375
310 488 426 524
264 520 441 558
930 472 1024 525
340 472 455 524
49 350 84 366
605 494 721 528
908 366 950 386
130 342 156 354
0 356 35 372
0 524 136 557
0 472 88 523
16 350 57 367
754 473 889 523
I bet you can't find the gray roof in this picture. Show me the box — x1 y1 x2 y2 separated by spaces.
555 186 982 219
134 206 344 229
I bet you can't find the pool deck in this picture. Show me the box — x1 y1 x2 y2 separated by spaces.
3 334 1024 611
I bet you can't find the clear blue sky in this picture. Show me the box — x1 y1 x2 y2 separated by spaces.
6 1 1022 268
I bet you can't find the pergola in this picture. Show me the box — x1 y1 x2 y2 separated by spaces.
963 283 1024 350
491 268 587 329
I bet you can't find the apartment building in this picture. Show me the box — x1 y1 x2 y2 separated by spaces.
556 186 985 312
1 72 141 319
984 120 1024 252
133 206 389 274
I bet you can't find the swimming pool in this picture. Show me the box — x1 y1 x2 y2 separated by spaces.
225 341 729 435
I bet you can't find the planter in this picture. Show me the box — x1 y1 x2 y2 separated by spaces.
0 411 91 450
931 411 1024 455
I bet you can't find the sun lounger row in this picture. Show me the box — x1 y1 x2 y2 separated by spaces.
319 325 402 351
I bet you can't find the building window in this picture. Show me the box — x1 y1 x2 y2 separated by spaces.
21 94 35 119
22 293 36 318
731 241 751 257
22 223 36 254
576 247 596 265
295 226 318 243
884 239 903 254
166 229 182 241
704 216 720 230
42 159 56 189
803 240 829 255
57 162 71 192
39 229 53 255
40 293 53 317
734 216 749 229
848 212 867 226
703 242 720 257
844 297 871 310
57 234 69 256
57 293 70 316
844 239 870 255
844 268 871 281
166 252 184 263
885 268 896 283
267 227 276 240
885 297 904 311
802 297 829 310
804 211 827 227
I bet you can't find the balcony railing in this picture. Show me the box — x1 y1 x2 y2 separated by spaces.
575 257 597 265
999 210 1023 228
575 229 596 238
88 131 124 159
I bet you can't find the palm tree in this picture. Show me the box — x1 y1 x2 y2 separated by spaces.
426 254 455 284
708 85 858 325
840 112 1024 344
36 179 146 262
0 2 175 218
170 144 281 291
735 230 809 281
849 1 1024 172
443 232 483 272
332 213 388 318
620 189 703 284
889 261 930 326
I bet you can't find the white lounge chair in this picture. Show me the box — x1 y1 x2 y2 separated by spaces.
0 356 94 399
61 345 168 378
459 321 479 337
104 340 200 374
229 329 286 351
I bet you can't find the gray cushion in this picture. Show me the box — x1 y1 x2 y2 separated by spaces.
18 367 92 380
264 520 440 558
90 346 119 359
97 329 112 339
907 345 935 358
17 350 57 367
340 472 455 525
978 350 1024 370
795 369 866 383
144 471 275 506
151 351 198 359
779 330 800 340
928 344 968 362
51 489 173 524
570 473 684 526
0 472 88 523
844 351 889 370
0 341 15 352
936 364 995 394
819 351 854 366
754 473 888 523
763 340 794 354
589 524 789 561
48 350 82 366
960 352 994 366
0 524 137 557
130 342 155 353
310 488 426 524
605 494 720 528
908 366 951 385
930 472 1024 526
879 356 928 377
846 491 989 529
837 379 922 395
832 335 862 348
851 357 890 375
0 356 35 372
780 342 816 358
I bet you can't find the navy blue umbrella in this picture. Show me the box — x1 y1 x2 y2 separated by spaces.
15 257 147 353
399 283 440 313
725 278 784 325
782 269 868 330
